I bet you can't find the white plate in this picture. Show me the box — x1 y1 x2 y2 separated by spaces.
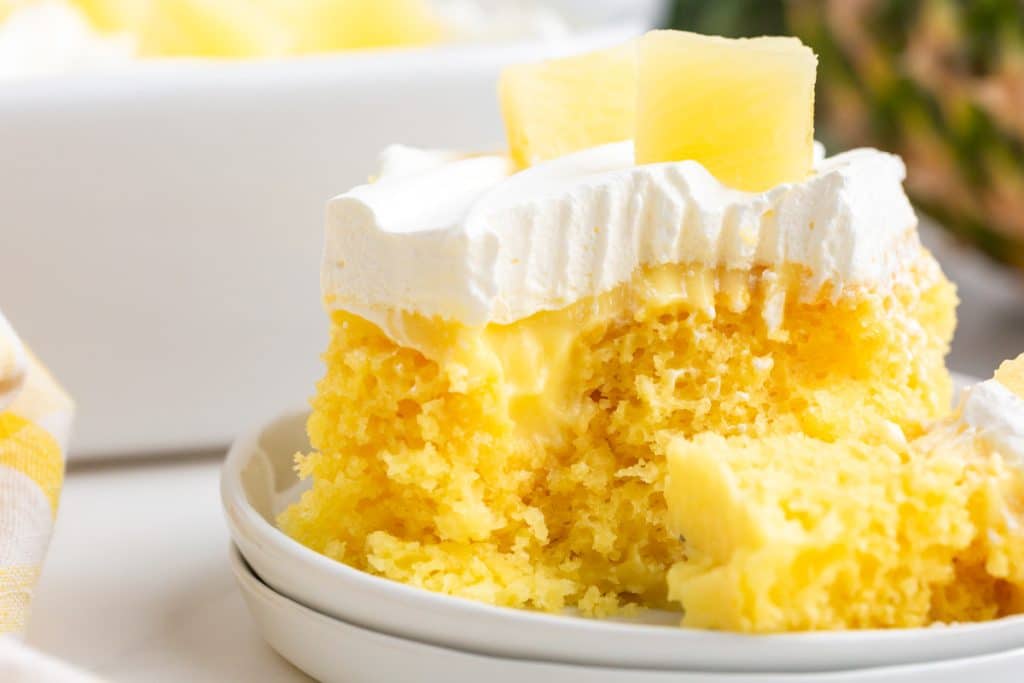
0 0 667 459
229 544 1024 683
221 374 1024 674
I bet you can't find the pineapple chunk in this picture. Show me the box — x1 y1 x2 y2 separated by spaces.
274 0 442 53
995 352 1024 399
138 0 291 58
636 31 817 192
500 43 637 168
72 0 441 57
72 0 149 32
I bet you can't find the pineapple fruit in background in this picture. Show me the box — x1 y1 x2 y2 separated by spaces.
673 0 1024 270
499 42 637 167
636 30 817 191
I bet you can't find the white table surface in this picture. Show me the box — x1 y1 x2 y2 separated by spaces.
25 455 312 682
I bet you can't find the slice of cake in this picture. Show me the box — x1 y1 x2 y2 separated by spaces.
665 354 1024 632
279 31 957 615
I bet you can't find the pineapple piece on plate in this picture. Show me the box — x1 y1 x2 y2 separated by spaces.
500 43 637 168
636 31 817 192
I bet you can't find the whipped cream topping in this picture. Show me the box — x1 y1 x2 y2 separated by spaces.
323 141 921 330
0 310 27 411
961 379 1024 465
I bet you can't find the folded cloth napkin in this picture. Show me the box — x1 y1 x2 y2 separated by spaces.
0 309 74 634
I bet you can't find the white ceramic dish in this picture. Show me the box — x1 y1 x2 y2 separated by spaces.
0 0 667 459
221 374 1024 674
230 544 1024 683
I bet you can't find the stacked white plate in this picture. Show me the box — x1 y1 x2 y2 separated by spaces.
221 378 1024 682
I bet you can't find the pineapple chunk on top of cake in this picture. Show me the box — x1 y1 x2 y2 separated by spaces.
499 42 637 168
664 356 1024 633
501 30 817 192
636 31 818 191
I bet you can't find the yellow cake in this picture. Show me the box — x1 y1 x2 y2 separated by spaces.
279 31 959 617
665 354 1024 632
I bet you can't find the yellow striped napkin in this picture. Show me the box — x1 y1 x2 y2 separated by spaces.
0 310 73 635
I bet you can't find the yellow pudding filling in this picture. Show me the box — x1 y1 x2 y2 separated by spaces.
664 371 1024 632
279 253 956 614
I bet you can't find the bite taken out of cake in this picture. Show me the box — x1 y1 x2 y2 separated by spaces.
279 30 958 619
665 353 1024 633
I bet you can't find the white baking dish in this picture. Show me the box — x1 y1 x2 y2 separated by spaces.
0 0 667 457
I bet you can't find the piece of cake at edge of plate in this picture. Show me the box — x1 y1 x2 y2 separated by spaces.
665 353 1024 633
278 30 957 616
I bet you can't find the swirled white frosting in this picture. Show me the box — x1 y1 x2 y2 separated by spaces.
961 379 1024 464
323 141 921 329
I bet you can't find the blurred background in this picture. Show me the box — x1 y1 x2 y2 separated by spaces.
0 0 1021 459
